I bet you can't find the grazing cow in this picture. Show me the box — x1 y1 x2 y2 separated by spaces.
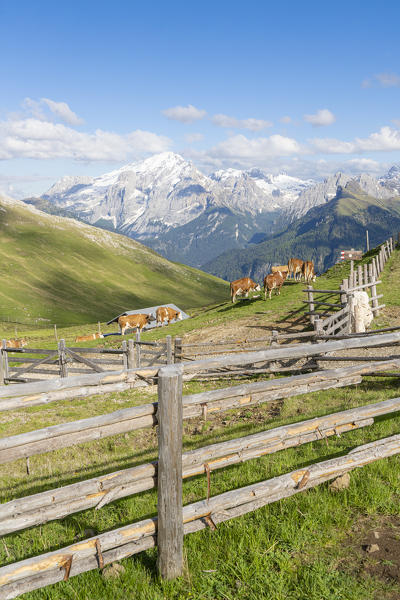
5 338 28 348
302 261 316 283
118 313 151 335
271 265 289 275
288 258 304 281
264 270 288 300
156 306 183 327
230 277 261 303
75 332 104 343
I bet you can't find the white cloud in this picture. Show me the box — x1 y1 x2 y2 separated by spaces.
22 97 84 125
392 119 400 128
280 116 292 124
208 133 301 161
41 98 84 125
311 126 400 154
304 109 336 127
185 133 204 143
212 114 272 131
375 72 400 88
162 104 206 123
0 117 172 161
362 72 400 89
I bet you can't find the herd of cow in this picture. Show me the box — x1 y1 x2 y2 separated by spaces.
75 306 183 341
230 257 316 303
2 260 315 347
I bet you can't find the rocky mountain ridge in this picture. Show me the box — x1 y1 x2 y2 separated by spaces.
30 152 400 268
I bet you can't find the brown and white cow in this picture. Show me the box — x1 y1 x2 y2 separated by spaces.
118 313 151 335
75 332 104 343
5 338 28 348
230 277 261 303
302 260 316 283
271 265 289 275
156 306 183 327
264 270 288 299
288 258 304 281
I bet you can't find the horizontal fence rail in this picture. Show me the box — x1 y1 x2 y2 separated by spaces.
1 329 400 596
1 430 400 598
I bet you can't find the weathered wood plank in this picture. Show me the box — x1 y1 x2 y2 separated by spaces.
157 364 183 579
1 433 400 597
183 332 400 373
3 395 399 535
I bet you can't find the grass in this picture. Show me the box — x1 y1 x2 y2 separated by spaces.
1 245 400 599
0 196 228 328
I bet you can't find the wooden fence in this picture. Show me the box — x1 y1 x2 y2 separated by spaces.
0 336 174 384
1 331 400 596
305 236 396 336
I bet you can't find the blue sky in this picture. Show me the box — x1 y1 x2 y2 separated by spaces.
1 0 400 196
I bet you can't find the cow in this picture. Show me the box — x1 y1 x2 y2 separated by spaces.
75 332 104 343
118 313 152 335
264 270 288 300
5 338 28 348
156 306 183 327
271 265 289 275
302 260 316 283
230 277 261 303
288 258 304 281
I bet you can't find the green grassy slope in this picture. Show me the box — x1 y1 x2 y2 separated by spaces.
0 195 228 326
1 250 400 599
204 182 400 281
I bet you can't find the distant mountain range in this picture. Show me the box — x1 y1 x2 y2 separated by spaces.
24 152 400 276
204 181 400 281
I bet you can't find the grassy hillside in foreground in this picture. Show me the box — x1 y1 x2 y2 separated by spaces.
0 195 228 326
204 182 400 281
1 250 400 599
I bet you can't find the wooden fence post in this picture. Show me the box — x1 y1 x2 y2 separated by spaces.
166 335 173 364
340 281 348 306
368 263 379 317
122 340 128 370
0 341 5 385
1 340 8 384
157 364 183 580
271 330 279 346
350 260 354 284
58 339 68 378
314 317 323 340
127 339 135 370
135 331 141 368
347 295 354 333
174 337 182 363
363 263 368 287
307 285 315 326
357 264 363 287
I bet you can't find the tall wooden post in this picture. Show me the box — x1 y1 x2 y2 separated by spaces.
122 340 128 370
135 331 141 368
366 229 369 252
307 285 315 326
127 339 135 370
368 263 379 317
340 280 348 306
0 340 5 385
357 264 363 288
58 339 67 378
1 340 8 384
174 337 182 363
166 335 173 364
157 364 183 580
363 263 368 287
350 260 354 287
314 317 323 339
347 294 354 334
